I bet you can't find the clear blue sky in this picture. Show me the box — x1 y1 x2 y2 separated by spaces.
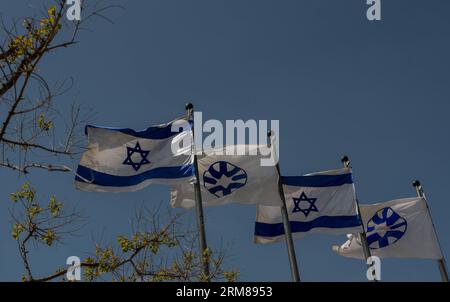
1 0 450 281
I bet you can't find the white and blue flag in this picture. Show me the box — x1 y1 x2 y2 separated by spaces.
170 145 282 208
333 197 443 259
75 118 194 192
254 168 363 243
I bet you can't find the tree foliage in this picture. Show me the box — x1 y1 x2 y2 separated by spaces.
0 1 94 174
1 2 238 282
10 184 238 282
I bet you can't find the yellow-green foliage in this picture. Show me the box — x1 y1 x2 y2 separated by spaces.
37 113 53 131
6 6 61 63
9 183 64 247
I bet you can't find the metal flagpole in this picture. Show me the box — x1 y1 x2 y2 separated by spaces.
268 131 301 282
341 155 376 281
185 103 210 281
412 180 449 282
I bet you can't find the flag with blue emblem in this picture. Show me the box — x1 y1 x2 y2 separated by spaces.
333 197 443 259
75 118 194 192
170 145 282 208
254 168 362 244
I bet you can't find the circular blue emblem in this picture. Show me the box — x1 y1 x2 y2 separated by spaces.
203 161 247 198
366 207 407 249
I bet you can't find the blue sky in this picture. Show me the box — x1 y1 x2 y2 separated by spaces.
1 0 450 281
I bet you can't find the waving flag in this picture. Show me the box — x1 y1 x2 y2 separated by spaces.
254 168 362 243
333 197 443 259
75 118 194 192
170 145 282 208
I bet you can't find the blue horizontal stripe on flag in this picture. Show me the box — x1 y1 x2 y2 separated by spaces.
85 120 192 140
75 164 194 187
281 173 353 187
254 215 361 237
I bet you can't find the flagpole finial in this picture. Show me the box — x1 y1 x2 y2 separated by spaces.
341 155 350 168
413 180 421 187
185 102 194 111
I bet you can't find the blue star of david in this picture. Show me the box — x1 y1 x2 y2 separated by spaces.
122 141 150 171
292 192 318 217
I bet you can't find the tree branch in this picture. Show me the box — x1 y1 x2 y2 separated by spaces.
1 137 73 155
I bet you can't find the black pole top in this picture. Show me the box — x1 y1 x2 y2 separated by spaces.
185 102 193 111
412 180 421 187
341 155 349 163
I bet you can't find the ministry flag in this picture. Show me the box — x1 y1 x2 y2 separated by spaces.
170 145 282 208
254 168 362 244
75 118 194 192
333 197 443 259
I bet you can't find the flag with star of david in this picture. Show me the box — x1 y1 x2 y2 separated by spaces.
333 197 443 260
254 168 363 244
74 118 194 192
170 144 283 208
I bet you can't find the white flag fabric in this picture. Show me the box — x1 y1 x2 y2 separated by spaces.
254 168 362 244
333 197 443 260
170 145 282 208
75 118 194 192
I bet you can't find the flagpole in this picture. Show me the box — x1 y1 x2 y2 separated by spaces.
341 155 376 281
185 102 210 281
268 131 301 282
412 180 449 282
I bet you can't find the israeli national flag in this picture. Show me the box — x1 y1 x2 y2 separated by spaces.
170 145 282 208
254 168 363 244
333 197 443 260
75 118 194 192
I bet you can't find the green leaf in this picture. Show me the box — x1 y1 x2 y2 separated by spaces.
12 224 25 240
37 113 53 131
42 230 56 246
48 195 62 216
